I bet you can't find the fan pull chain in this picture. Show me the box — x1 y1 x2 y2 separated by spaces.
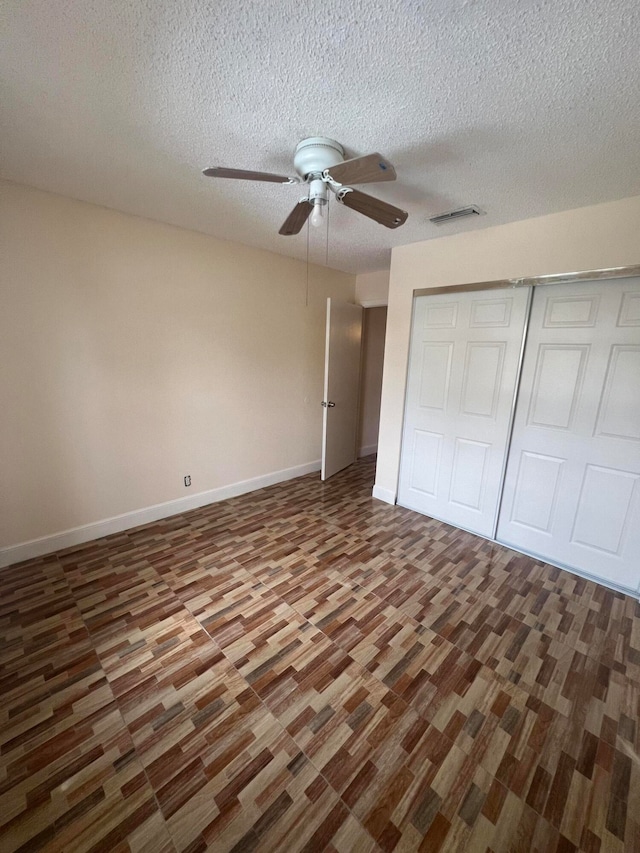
325 195 330 268
305 213 310 307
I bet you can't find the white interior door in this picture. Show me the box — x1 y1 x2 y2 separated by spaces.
398 288 531 537
497 278 640 592
321 298 363 480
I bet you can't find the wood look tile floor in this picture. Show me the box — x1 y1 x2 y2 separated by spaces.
2 458 640 852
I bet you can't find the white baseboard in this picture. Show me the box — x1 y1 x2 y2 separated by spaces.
0 459 321 569
358 444 377 458
372 484 396 505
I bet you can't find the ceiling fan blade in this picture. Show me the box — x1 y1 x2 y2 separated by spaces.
279 200 313 235
203 166 293 183
338 189 408 229
327 153 396 185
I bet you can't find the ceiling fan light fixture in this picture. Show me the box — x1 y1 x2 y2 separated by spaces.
308 177 328 228
310 201 324 228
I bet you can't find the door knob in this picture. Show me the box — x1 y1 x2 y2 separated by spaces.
321 401 336 408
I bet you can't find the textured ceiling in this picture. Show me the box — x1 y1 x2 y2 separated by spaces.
2 0 640 274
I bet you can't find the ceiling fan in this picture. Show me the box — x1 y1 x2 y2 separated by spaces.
203 137 408 236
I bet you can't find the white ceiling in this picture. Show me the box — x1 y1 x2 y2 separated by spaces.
2 0 640 275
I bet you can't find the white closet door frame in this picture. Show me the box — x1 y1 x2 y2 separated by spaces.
397 264 640 598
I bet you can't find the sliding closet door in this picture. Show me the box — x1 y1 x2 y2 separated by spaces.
497 279 640 591
398 288 531 537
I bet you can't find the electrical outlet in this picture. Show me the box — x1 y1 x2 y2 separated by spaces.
184 475 191 487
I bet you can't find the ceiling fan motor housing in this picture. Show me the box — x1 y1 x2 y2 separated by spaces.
294 137 345 180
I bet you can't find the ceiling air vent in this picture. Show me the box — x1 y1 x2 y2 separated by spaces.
429 205 481 224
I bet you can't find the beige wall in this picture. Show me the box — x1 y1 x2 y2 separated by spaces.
357 307 387 455
375 194 640 501
356 269 389 306
0 181 354 550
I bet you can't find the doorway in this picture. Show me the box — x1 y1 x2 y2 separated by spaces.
321 302 387 481
357 306 388 459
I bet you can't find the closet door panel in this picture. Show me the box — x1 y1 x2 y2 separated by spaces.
497 279 640 592
398 288 530 537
